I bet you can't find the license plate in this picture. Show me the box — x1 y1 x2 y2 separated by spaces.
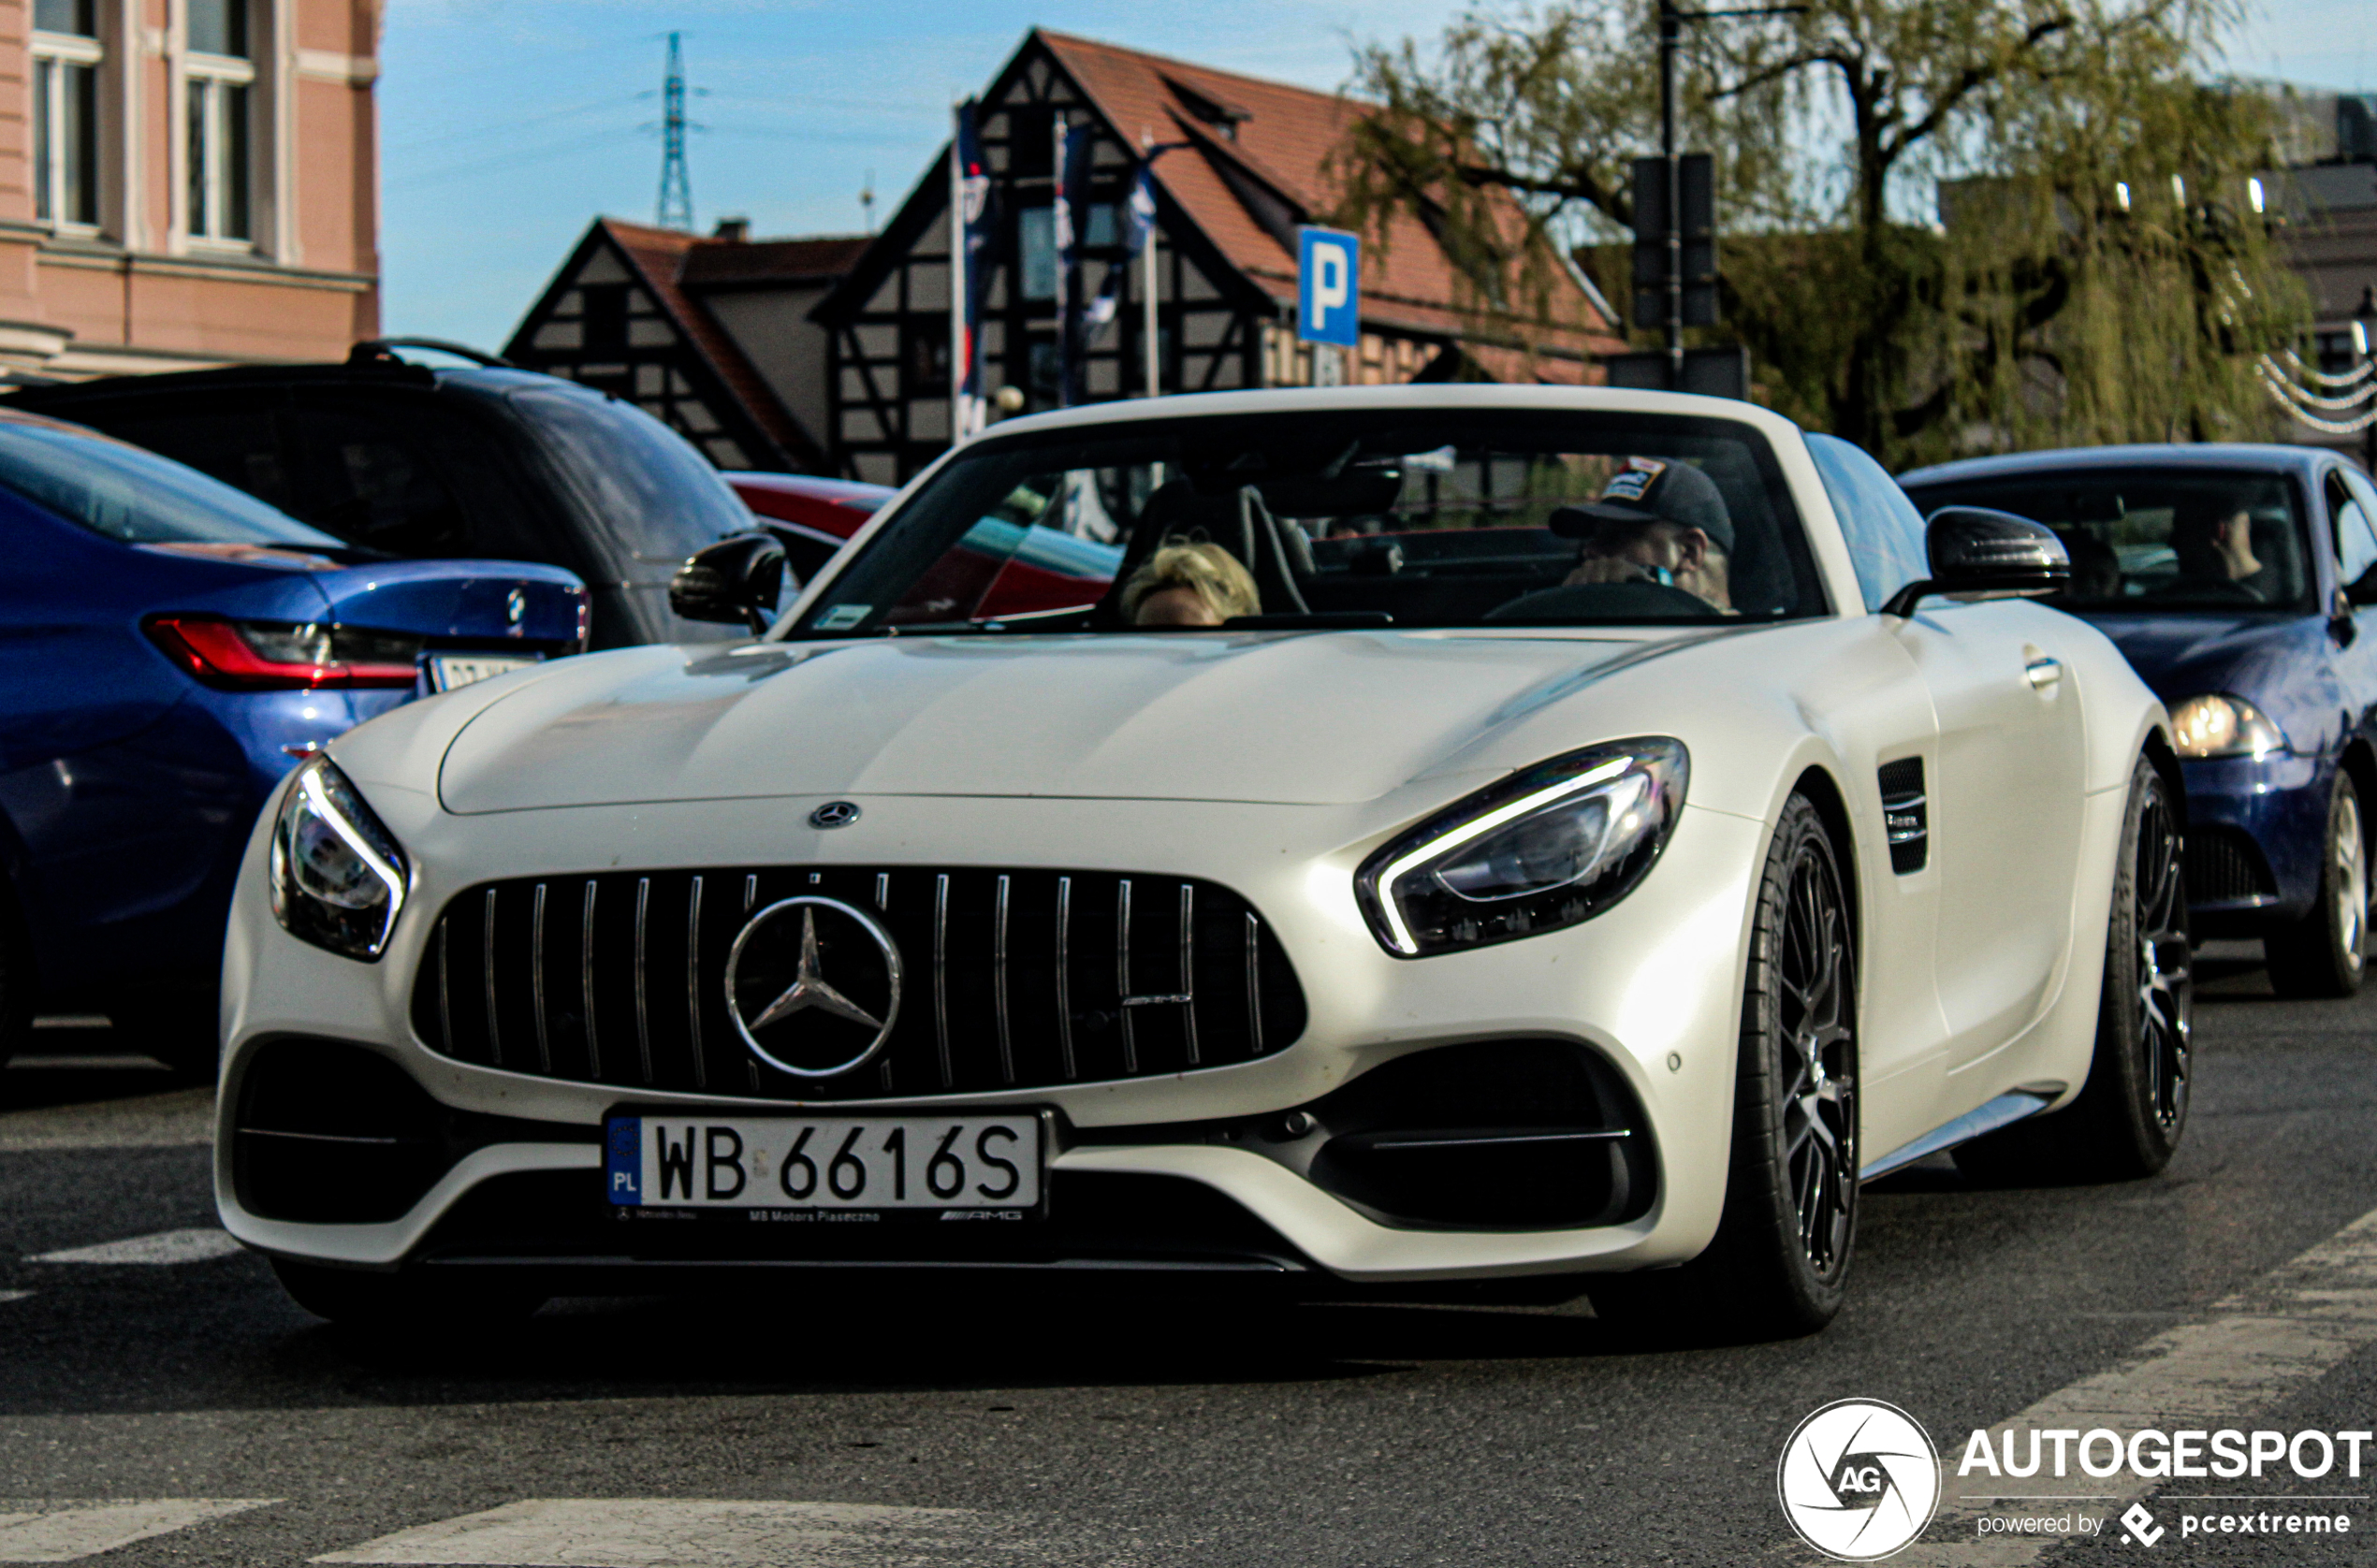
426 652 540 691
605 1112 1046 1217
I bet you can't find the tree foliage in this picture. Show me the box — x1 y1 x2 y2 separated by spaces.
1332 0 2306 466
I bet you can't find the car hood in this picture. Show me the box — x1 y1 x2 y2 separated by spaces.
2075 610 2315 703
434 630 1720 812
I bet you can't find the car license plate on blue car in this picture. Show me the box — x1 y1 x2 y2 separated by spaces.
426 652 541 692
605 1112 1046 1219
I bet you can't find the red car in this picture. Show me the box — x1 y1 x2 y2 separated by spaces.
728 471 1124 620
727 472 895 583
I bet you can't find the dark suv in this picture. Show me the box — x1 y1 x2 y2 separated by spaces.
2 344 757 647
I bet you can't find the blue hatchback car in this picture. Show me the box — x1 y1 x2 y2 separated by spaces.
1902 444 2377 996
0 410 589 1066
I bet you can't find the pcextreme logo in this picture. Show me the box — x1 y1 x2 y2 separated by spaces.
1777 1399 1943 1561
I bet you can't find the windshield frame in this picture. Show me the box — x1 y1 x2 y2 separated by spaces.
777 404 1830 639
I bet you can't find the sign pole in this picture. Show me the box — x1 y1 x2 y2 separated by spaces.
1658 0 1683 389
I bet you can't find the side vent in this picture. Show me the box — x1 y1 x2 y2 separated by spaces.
1878 758 1928 874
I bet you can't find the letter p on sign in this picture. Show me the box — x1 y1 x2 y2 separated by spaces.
1299 227 1360 347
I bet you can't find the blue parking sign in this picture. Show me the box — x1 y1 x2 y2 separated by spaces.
1298 227 1360 347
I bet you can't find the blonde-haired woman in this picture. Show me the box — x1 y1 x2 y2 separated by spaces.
1118 540 1261 626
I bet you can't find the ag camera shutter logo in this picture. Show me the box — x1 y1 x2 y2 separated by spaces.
1778 1399 1942 1561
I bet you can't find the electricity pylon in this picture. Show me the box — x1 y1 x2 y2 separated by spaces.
657 33 693 231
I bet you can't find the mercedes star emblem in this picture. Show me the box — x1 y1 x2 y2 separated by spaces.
723 895 902 1078
808 800 862 829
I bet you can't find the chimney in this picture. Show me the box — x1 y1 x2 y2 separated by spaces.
711 216 751 243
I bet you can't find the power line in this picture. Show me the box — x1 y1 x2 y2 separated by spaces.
657 32 693 231
385 94 640 157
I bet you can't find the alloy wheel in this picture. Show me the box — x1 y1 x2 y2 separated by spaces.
2336 790 2367 972
2134 785 2192 1132
1778 835 1856 1276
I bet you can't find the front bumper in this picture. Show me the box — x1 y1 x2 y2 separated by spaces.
2179 754 2331 934
216 789 1769 1285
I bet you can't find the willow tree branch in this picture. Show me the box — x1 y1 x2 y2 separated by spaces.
1883 14 2074 159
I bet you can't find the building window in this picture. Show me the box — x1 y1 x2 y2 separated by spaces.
32 0 100 229
186 0 254 242
1019 208 1056 300
580 284 629 352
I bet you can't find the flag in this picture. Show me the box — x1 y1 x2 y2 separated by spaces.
1051 118 1095 406
1080 160 1159 341
950 100 996 442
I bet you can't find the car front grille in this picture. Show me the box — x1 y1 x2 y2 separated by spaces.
409 866 1307 1100
2184 828 2272 906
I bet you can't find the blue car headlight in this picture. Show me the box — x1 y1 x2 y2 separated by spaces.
268 757 409 961
1355 739 1689 957
2169 694 2287 760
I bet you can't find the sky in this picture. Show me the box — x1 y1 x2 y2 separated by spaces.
377 0 2376 352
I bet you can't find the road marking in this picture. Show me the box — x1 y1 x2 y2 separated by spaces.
314 1499 998 1566
30 1228 244 1265
0 1088 213 1151
1871 1204 2377 1566
0 1500 276 1562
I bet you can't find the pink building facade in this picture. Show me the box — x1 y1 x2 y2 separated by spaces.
0 0 377 375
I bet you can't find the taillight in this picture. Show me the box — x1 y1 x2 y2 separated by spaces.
145 616 422 690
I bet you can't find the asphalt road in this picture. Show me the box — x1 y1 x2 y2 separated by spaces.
3 945 2376 1567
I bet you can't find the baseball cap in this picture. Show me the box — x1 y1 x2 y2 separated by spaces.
1550 457 1735 553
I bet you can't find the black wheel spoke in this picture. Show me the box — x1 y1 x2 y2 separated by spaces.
1771 827 1856 1279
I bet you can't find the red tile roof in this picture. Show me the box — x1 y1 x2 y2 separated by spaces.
681 234 871 288
1038 30 1623 368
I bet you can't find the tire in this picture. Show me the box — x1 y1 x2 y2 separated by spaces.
1589 792 1859 1341
1954 754 2192 1184
0 884 31 1069
2265 768 2369 999
272 1257 547 1330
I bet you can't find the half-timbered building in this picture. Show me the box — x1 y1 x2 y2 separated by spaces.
813 30 1626 484
503 218 868 471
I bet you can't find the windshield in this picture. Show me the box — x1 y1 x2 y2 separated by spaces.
0 418 344 548
1903 469 2313 614
510 386 756 567
789 408 1823 636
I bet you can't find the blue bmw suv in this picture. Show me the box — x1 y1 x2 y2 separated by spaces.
1903 444 2377 996
0 410 588 1067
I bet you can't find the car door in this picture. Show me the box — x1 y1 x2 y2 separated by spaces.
1813 437 2089 1070
2326 465 2377 769
1894 597 2090 1065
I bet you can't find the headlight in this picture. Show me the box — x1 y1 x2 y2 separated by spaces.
268 757 409 961
2169 694 2286 760
1355 738 1688 957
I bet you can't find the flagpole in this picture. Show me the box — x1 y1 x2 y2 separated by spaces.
949 102 966 442
1052 111 1069 409
1142 136 1159 399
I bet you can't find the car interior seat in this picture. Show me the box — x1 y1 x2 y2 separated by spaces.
1100 481 1310 622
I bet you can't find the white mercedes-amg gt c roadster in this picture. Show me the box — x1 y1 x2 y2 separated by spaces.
219 386 2189 1339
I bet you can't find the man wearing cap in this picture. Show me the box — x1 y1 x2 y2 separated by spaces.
1552 457 1736 612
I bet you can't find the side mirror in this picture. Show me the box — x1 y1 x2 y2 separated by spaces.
1882 507 2071 617
670 532 788 633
